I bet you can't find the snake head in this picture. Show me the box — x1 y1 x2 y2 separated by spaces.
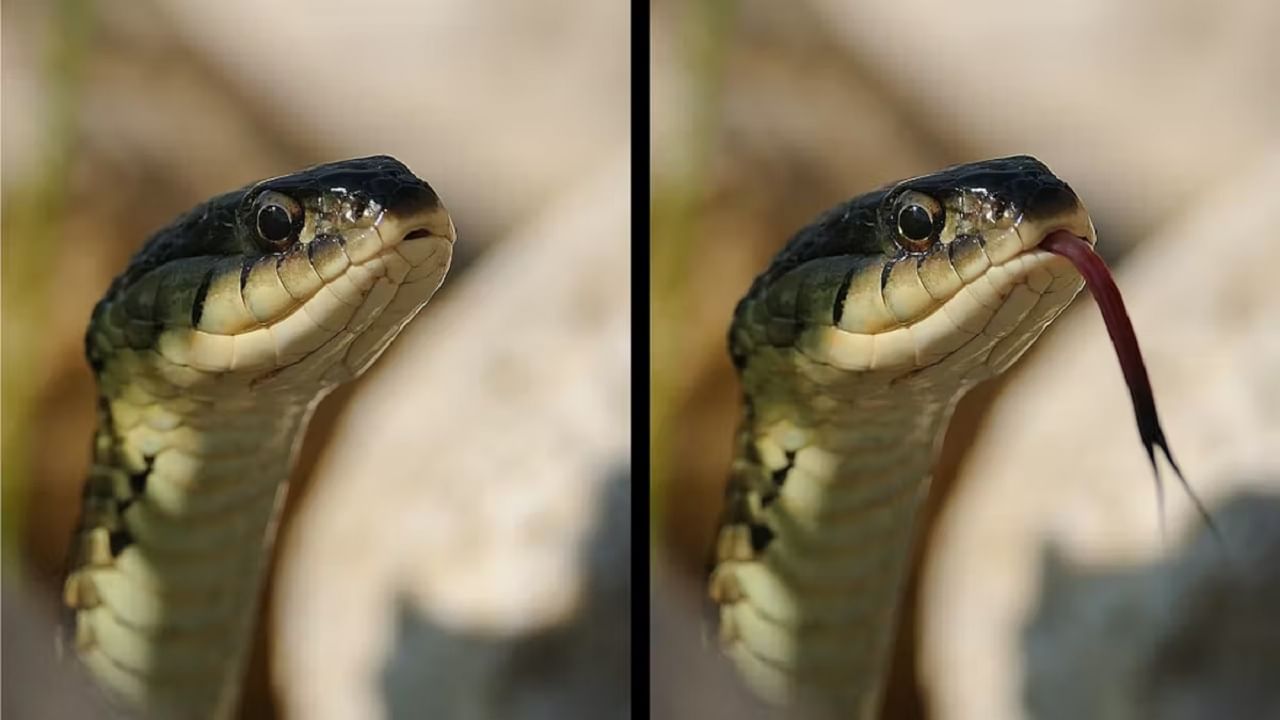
874 155 1086 261
234 155 448 255
87 156 455 398
731 155 1097 398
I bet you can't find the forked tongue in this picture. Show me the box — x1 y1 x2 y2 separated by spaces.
1041 231 1219 540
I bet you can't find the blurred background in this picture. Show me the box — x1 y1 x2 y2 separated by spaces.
2 0 630 718
650 0 1280 718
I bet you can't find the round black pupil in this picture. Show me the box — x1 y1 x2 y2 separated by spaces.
899 204 933 241
257 204 293 242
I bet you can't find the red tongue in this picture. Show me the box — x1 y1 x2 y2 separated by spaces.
1041 231 1217 537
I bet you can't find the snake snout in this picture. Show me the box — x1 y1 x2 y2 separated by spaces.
382 178 441 218
1024 183 1079 220
377 184 456 254
1016 178 1096 251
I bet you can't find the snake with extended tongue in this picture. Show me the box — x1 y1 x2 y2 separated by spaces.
60 156 455 719
707 155 1213 718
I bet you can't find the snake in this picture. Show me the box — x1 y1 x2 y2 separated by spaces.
706 155 1202 718
59 156 456 719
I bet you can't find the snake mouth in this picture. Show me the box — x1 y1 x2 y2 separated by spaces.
374 203 457 263
113 207 455 388
1040 226 1095 248
319 211 453 380
1013 196 1097 256
367 207 455 293
792 208 1092 376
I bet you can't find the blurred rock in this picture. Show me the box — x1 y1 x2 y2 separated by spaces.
1024 491 1280 720
380 468 630 720
920 153 1280 720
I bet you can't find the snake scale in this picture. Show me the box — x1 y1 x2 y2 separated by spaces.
707 156 1129 718
60 156 455 719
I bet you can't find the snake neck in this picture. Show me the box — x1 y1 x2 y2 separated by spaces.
61 155 454 719
710 383 960 718
64 383 322 719
87 386 320 502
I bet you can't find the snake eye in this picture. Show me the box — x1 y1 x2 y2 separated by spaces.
894 191 943 252
898 205 932 241
253 191 302 249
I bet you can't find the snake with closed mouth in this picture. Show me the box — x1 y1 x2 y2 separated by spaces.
60 156 455 719
706 156 1207 718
